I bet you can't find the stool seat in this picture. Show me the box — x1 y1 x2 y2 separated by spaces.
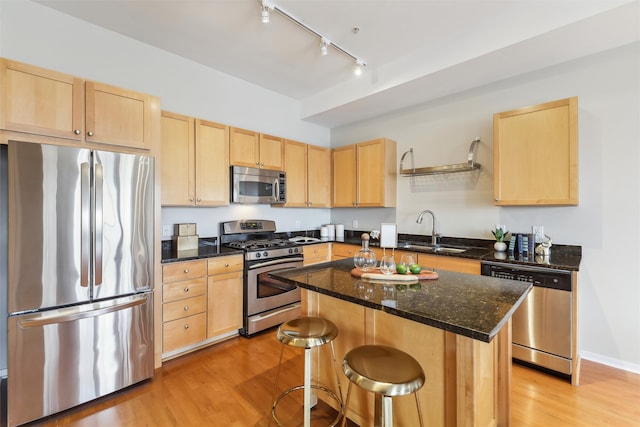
277 317 338 348
343 345 425 396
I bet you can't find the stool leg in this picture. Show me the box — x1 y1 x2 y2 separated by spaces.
272 342 285 403
304 347 311 427
415 392 424 427
340 382 353 427
329 341 344 406
382 395 393 427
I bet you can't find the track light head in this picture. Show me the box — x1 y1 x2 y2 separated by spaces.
261 0 273 24
354 59 366 77
320 38 330 56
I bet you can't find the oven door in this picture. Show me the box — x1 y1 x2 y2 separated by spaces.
231 166 282 204
245 258 303 335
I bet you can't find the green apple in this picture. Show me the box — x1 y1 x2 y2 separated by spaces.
409 264 422 274
396 264 408 274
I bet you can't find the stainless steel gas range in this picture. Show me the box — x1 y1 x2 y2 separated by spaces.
219 220 303 336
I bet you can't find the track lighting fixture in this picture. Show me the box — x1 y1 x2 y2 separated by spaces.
258 0 366 76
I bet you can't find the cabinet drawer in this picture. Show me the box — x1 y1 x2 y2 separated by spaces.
208 255 244 276
163 277 206 302
162 260 207 283
303 243 330 265
162 312 206 353
163 295 207 322
332 243 358 258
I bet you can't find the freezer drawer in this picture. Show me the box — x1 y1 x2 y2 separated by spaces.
7 293 154 427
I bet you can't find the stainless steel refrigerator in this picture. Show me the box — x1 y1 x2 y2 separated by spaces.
6 141 154 427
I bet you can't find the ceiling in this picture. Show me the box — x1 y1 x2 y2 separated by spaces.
35 0 639 127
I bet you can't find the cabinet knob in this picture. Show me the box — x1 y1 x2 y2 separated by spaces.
225 263 230 267
87 131 94 137
183 306 189 311
190 197 195 202
184 324 190 330
260 162 264 166
74 129 81 135
196 198 201 202
256 161 260 166
184 287 190 293
184 268 189 273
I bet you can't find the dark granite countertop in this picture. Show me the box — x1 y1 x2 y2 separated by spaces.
161 230 581 271
161 238 242 263
270 258 532 343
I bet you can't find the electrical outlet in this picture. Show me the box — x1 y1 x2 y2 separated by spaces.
352 220 359 228
532 226 544 243
162 225 172 237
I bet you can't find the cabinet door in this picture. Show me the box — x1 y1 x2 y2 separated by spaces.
229 127 259 167
307 145 331 207
0 58 83 140
161 111 195 205
207 272 243 338
85 81 152 150
357 139 396 207
283 139 308 207
493 97 578 205
195 119 229 206
303 243 331 266
259 133 284 170
332 145 357 207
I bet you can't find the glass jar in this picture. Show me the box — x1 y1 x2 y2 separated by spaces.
354 233 377 271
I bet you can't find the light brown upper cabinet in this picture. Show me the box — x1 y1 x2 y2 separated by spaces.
229 127 283 170
283 139 331 208
332 138 397 207
161 111 229 206
0 58 156 150
493 97 578 206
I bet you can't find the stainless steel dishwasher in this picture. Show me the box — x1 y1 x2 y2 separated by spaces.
481 261 574 377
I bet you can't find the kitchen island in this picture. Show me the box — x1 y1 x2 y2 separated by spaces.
270 259 532 427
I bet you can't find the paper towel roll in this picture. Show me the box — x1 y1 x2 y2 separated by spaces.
320 226 329 237
326 224 336 238
336 224 345 238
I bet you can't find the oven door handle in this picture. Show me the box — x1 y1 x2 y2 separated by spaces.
249 257 304 269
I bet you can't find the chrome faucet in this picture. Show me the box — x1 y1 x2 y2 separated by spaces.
416 210 439 246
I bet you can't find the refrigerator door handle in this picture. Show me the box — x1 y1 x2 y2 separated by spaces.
81 162 91 287
17 294 149 328
94 161 103 286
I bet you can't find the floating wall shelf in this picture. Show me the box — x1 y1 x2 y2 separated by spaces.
399 137 481 176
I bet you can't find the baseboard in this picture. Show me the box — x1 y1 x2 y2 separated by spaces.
581 351 640 375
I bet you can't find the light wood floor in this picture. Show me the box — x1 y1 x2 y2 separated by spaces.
29 330 640 427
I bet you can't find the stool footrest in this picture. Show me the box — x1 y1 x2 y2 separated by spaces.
272 384 343 427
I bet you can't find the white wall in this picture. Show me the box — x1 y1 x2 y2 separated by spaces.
331 43 640 372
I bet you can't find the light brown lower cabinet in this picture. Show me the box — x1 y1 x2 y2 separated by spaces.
161 254 243 357
303 243 331 266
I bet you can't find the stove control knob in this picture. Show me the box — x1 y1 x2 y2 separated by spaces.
288 248 293 254
263 251 269 258
255 252 261 258
293 248 299 254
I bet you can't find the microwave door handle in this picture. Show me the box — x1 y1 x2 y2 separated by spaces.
273 178 279 202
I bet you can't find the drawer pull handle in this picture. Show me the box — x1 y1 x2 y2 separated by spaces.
87 131 94 137
184 287 190 293
225 263 229 267
183 306 189 311
184 268 189 273
74 129 81 135
184 324 190 330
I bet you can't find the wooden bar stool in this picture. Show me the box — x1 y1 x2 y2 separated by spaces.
272 317 344 427
341 345 425 427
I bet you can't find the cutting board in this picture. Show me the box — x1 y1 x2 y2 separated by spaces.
351 267 438 282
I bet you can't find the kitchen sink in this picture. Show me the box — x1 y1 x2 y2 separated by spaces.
399 243 472 254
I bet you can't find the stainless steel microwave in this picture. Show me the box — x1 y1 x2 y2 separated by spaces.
231 166 286 204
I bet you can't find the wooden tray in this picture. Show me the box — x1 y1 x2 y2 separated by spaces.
351 267 438 282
